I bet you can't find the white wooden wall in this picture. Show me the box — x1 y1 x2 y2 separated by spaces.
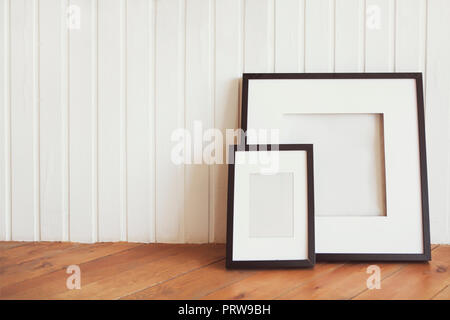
0 0 449 244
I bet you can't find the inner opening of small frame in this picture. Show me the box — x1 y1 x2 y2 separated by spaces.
249 172 294 238
282 113 387 217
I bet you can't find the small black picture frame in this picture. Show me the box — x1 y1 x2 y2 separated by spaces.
226 144 315 269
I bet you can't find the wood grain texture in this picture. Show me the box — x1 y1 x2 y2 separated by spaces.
122 260 252 300
0 241 26 250
0 243 449 300
48 245 224 299
432 285 450 300
2 243 171 299
354 245 450 299
0 241 73 263
0 242 140 295
202 263 341 300
279 263 402 299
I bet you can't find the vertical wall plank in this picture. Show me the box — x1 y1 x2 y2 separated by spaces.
305 0 334 72
119 0 127 241
213 0 241 243
184 0 212 243
365 0 395 71
60 0 69 241
335 0 364 71
39 0 63 240
90 0 98 242
148 0 156 242
10 0 35 240
155 0 185 243
0 0 7 241
32 0 40 241
396 0 426 73
69 0 94 242
3 0 10 241
126 0 152 243
275 0 305 72
244 0 275 73
98 0 122 241
426 0 450 243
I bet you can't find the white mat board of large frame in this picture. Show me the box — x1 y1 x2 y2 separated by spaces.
242 73 431 261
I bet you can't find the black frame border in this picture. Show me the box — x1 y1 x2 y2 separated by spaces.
241 73 431 262
226 144 315 269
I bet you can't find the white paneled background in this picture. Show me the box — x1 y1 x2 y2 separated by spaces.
0 0 449 244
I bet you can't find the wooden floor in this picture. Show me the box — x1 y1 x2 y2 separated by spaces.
0 242 448 300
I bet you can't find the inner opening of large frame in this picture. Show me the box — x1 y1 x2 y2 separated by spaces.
281 113 387 217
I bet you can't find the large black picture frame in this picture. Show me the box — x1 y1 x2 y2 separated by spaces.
226 144 315 268
241 73 431 262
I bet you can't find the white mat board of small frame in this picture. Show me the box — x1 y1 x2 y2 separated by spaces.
242 73 431 261
226 145 315 268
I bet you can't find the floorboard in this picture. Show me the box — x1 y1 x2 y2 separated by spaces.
0 242 28 250
432 285 450 300
202 263 342 300
122 260 253 300
0 242 448 300
51 244 224 300
354 246 450 299
278 263 403 300
0 242 141 292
